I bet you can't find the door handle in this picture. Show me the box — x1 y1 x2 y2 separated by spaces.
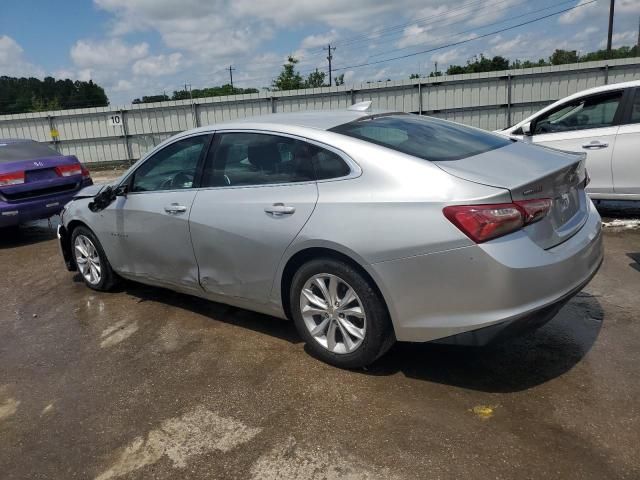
164 203 187 214
582 141 608 149
264 203 296 216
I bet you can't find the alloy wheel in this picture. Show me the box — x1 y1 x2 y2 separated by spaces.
74 234 102 285
300 273 366 354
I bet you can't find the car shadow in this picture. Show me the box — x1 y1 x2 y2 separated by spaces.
627 253 640 273
0 219 59 249
120 280 303 344
361 292 604 393
118 277 603 393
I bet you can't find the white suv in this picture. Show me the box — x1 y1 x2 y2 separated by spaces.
500 80 640 201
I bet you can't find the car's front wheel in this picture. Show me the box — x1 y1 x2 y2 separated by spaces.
290 258 395 368
71 225 117 291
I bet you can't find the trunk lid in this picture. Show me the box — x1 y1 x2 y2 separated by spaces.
434 141 588 249
0 155 83 202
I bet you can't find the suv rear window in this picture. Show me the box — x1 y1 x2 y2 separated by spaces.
329 114 510 161
0 140 61 163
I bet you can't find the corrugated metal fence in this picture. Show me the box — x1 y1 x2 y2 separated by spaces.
1 57 639 165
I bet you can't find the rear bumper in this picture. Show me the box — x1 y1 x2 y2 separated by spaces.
371 200 604 342
0 181 90 227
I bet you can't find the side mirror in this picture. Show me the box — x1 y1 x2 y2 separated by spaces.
115 184 128 197
521 121 532 136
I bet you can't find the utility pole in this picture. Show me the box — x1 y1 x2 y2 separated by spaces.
324 44 336 85
228 65 235 91
637 15 640 49
606 0 615 58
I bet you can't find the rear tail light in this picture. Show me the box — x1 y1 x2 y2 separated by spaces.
55 164 83 177
0 171 25 186
443 198 552 243
81 166 91 179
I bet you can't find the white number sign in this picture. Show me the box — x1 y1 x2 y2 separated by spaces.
108 114 122 127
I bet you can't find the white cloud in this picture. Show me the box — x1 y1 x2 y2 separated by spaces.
112 79 134 92
0 35 44 77
132 53 183 76
301 30 339 49
71 38 149 68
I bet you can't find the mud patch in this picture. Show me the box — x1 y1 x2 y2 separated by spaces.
100 320 139 348
95 405 261 480
250 437 396 480
0 397 20 421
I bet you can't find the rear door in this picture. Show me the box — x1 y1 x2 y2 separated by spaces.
98 134 211 290
527 89 625 196
189 131 319 303
611 87 640 196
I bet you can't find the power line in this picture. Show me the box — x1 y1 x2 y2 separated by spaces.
331 0 598 73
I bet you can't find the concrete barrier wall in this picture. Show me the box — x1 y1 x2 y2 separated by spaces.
1 57 638 165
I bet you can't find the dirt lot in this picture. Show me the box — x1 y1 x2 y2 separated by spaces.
1 219 639 479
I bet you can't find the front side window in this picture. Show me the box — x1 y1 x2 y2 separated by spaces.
330 114 510 162
201 133 318 187
131 135 209 192
533 91 623 134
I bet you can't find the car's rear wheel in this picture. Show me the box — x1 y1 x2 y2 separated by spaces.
71 226 117 291
290 258 395 368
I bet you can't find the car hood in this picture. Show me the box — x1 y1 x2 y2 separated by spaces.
73 182 113 199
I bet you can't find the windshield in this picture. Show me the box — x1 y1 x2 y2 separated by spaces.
0 140 61 163
330 114 510 161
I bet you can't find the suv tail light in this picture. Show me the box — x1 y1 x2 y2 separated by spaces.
55 164 83 177
443 198 552 243
0 171 25 186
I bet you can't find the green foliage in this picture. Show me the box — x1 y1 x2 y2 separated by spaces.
418 45 640 79
272 56 305 91
305 69 326 88
0 76 109 115
334 73 345 86
132 94 169 104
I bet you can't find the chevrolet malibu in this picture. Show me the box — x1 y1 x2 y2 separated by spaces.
57 104 603 368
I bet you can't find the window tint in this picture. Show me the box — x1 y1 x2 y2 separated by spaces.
131 135 209 192
629 89 640 124
329 114 510 162
202 133 316 187
311 146 351 180
533 91 622 134
0 140 61 163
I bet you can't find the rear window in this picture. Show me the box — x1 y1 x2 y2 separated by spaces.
0 141 61 163
329 114 510 161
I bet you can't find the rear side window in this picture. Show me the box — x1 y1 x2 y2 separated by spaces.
0 140 61 163
201 133 349 187
329 114 510 161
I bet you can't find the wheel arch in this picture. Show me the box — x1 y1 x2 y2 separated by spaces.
278 245 395 330
63 219 92 270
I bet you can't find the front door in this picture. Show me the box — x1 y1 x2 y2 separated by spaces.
529 89 624 196
99 134 210 290
189 132 319 303
611 88 640 196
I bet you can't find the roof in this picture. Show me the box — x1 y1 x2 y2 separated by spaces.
231 109 390 131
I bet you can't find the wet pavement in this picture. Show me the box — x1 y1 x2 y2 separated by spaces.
1 221 639 480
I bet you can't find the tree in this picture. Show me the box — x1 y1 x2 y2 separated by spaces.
272 56 304 91
0 75 108 114
409 73 421 79
550 49 578 65
305 69 326 88
334 73 345 86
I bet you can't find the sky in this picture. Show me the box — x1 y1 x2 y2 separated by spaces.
1 0 639 106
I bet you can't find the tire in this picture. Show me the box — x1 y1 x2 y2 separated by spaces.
70 225 117 292
290 258 395 369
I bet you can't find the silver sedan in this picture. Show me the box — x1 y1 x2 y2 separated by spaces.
58 103 603 368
